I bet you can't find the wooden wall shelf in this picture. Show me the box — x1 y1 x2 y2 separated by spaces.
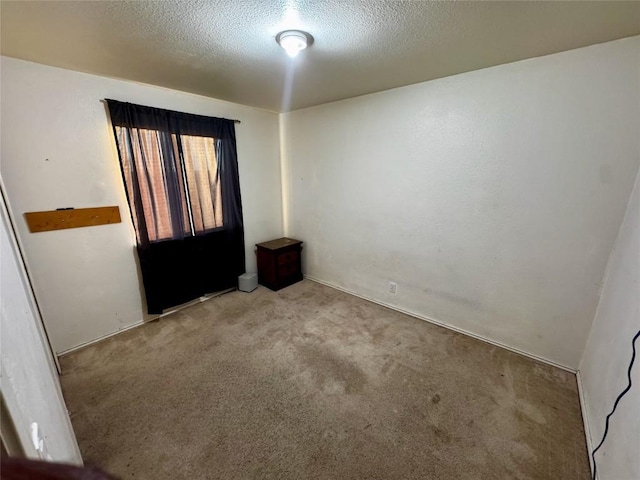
24 206 121 233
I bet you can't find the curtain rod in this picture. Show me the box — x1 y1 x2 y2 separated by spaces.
101 99 241 124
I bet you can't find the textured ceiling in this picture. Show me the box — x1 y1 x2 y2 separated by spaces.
1 1 639 112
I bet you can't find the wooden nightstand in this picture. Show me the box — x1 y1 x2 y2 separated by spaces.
255 237 303 291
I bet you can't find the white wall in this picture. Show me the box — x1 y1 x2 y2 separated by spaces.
0 57 283 354
282 36 640 369
1 187 82 463
580 170 640 480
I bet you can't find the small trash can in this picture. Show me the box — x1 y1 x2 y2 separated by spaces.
238 273 258 292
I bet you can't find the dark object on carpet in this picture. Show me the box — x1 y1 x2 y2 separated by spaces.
1 457 118 480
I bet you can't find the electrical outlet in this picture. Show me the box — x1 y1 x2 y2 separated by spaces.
388 281 397 294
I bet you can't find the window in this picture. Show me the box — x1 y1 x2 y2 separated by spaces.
114 127 223 243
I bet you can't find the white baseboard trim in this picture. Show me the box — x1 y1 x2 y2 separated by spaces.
57 288 235 358
305 275 577 374
576 370 595 477
57 319 147 357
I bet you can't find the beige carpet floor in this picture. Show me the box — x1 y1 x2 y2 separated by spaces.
60 280 590 479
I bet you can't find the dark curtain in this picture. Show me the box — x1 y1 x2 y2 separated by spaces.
106 99 245 314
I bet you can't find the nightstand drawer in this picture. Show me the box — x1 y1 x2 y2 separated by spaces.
278 250 299 265
278 262 298 278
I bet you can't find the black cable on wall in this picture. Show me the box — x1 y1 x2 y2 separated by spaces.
590 330 640 480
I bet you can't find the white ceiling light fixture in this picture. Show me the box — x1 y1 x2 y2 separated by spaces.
276 30 314 58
